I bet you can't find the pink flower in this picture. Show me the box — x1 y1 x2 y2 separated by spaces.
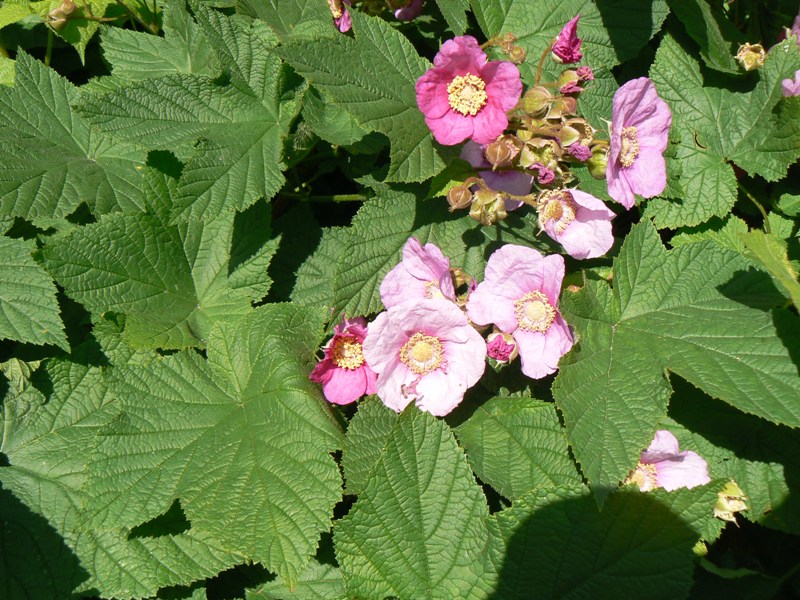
362 299 487 416
416 36 522 145
576 65 594 81
607 77 672 209
467 245 573 379
560 80 584 94
393 0 424 20
567 143 591 162
530 163 555 185
309 316 377 405
329 0 351 32
626 430 710 492
537 189 615 259
782 70 800 96
380 237 456 309
552 15 583 63
461 140 533 211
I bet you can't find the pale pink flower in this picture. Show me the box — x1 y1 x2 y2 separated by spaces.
416 36 522 145
380 237 456 309
467 245 573 379
782 70 800 96
393 0 424 20
310 316 377 405
461 140 533 211
537 189 615 259
626 430 710 492
607 77 672 209
362 299 486 416
552 15 583 63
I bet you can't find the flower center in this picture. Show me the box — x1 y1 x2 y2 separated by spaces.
514 291 556 333
400 332 445 375
619 126 639 168
331 335 365 370
625 462 658 492
327 0 344 18
538 191 577 234
447 73 488 116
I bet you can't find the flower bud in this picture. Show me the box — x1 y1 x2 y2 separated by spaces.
48 0 77 30
548 96 577 119
447 185 473 211
470 190 507 226
522 86 552 117
508 45 527 64
714 480 748 524
486 331 518 363
485 135 521 167
736 43 766 71
587 144 608 179
557 69 582 93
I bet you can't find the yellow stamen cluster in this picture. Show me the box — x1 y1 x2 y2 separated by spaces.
538 191 578 234
514 291 556 333
447 73 488 116
619 126 639 168
625 462 658 491
331 335 365 370
400 332 444 375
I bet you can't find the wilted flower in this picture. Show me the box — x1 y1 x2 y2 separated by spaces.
461 140 533 210
714 480 748 523
782 70 800 97
328 0 351 32
363 299 487 416
626 430 710 492
552 15 583 63
310 316 377 405
416 36 522 145
530 163 555 185
537 189 615 259
607 77 672 209
381 237 456 309
567 143 591 162
392 0 424 21
736 43 766 71
576 65 594 80
467 245 573 379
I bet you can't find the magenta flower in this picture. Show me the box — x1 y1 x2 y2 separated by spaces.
782 70 800 96
486 331 518 363
467 245 573 379
530 163 555 185
393 0 424 21
537 189 615 260
576 66 594 81
380 237 456 309
416 36 522 145
567 143 591 162
626 430 711 492
328 0 351 32
309 316 377 405
552 15 583 63
461 141 533 211
362 299 487 416
607 77 672 209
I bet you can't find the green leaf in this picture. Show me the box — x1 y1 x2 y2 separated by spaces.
80 9 302 222
292 226 349 309
335 409 496 599
82 306 344 587
648 34 800 227
740 230 800 309
455 397 583 500
487 484 719 599
666 0 743 74
670 215 748 253
553 221 800 497
301 86 367 147
0 358 243 598
42 210 255 349
341 396 398 495
0 55 14 86
278 12 447 183
0 52 145 220
434 0 469 35
236 0 335 41
777 192 800 217
247 557 344 599
0 236 67 349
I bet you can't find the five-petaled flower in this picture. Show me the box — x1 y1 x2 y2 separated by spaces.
537 189 615 260
309 316 377 405
381 237 456 309
626 430 711 492
552 15 583 63
416 36 522 145
607 77 672 209
363 299 487 416
467 245 573 379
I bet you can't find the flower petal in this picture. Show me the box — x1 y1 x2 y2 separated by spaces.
654 451 710 491
482 61 523 112
426 110 474 145
641 430 681 462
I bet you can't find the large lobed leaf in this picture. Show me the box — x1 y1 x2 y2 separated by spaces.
80 305 344 587
553 221 800 498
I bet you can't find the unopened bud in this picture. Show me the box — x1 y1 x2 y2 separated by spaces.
502 32 517 45
736 43 766 71
48 0 77 30
508 45 527 64
522 86 552 117
485 135 521 167
486 331 518 363
447 185 473 211
714 480 748 524
587 144 608 179
548 96 577 119
470 190 507 226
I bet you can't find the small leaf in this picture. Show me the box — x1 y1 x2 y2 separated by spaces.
740 230 800 309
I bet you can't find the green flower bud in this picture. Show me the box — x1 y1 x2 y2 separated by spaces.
522 86 552 117
587 144 608 179
548 96 577 119
447 185 474 211
508 45 527 64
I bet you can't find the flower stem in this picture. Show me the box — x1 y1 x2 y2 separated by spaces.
534 41 554 86
281 192 367 203
45 30 53 68
737 180 771 234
